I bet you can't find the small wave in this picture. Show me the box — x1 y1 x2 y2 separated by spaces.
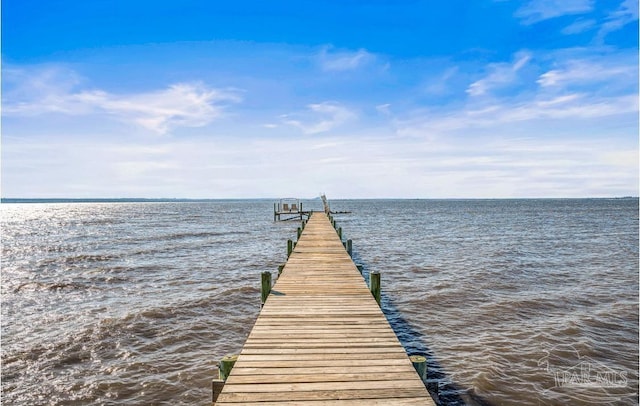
12 281 95 293
155 231 235 242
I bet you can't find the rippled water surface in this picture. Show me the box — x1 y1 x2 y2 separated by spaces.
2 199 638 405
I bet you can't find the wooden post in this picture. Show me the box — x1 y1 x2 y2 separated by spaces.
297 227 302 239
261 271 271 306
212 379 224 403
219 354 238 381
337 227 342 240
278 264 285 276
410 355 427 381
356 264 364 275
273 203 277 221
287 239 293 257
346 239 352 256
370 271 381 305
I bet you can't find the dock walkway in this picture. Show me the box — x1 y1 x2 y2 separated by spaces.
214 212 435 405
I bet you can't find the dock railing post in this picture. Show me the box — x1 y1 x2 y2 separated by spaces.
346 239 352 257
370 271 381 305
297 227 302 239
337 227 342 240
261 271 272 306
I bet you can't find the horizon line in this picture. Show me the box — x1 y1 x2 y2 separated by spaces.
2 196 638 203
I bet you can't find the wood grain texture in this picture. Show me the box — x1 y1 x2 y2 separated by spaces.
214 213 434 405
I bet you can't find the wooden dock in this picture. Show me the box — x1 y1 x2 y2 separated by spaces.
214 212 435 405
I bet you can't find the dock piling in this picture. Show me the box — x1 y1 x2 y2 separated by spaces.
219 354 238 381
410 354 427 381
370 271 381 305
261 271 271 306
287 239 293 257
346 239 352 256
212 379 225 403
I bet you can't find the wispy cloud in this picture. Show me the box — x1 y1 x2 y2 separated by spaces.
561 18 597 34
398 93 637 135
596 0 639 43
467 51 531 96
281 102 356 134
537 57 637 89
515 0 594 25
318 46 375 72
2 65 241 134
424 67 459 96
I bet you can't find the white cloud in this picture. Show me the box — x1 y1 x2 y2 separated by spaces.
515 0 594 25
398 93 638 135
596 0 639 43
281 102 356 134
318 47 375 72
424 67 459 95
376 104 392 116
467 52 531 96
536 57 637 89
2 65 241 134
561 18 597 34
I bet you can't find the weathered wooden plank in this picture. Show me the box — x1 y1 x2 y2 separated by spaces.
216 388 431 402
217 398 429 406
222 380 427 393
228 365 417 375
226 372 422 384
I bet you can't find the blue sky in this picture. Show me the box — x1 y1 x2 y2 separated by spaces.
2 0 638 198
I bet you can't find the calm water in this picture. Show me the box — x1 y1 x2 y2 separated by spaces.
1 199 638 405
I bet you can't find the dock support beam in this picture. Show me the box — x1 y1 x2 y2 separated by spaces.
261 271 271 306
370 271 381 305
